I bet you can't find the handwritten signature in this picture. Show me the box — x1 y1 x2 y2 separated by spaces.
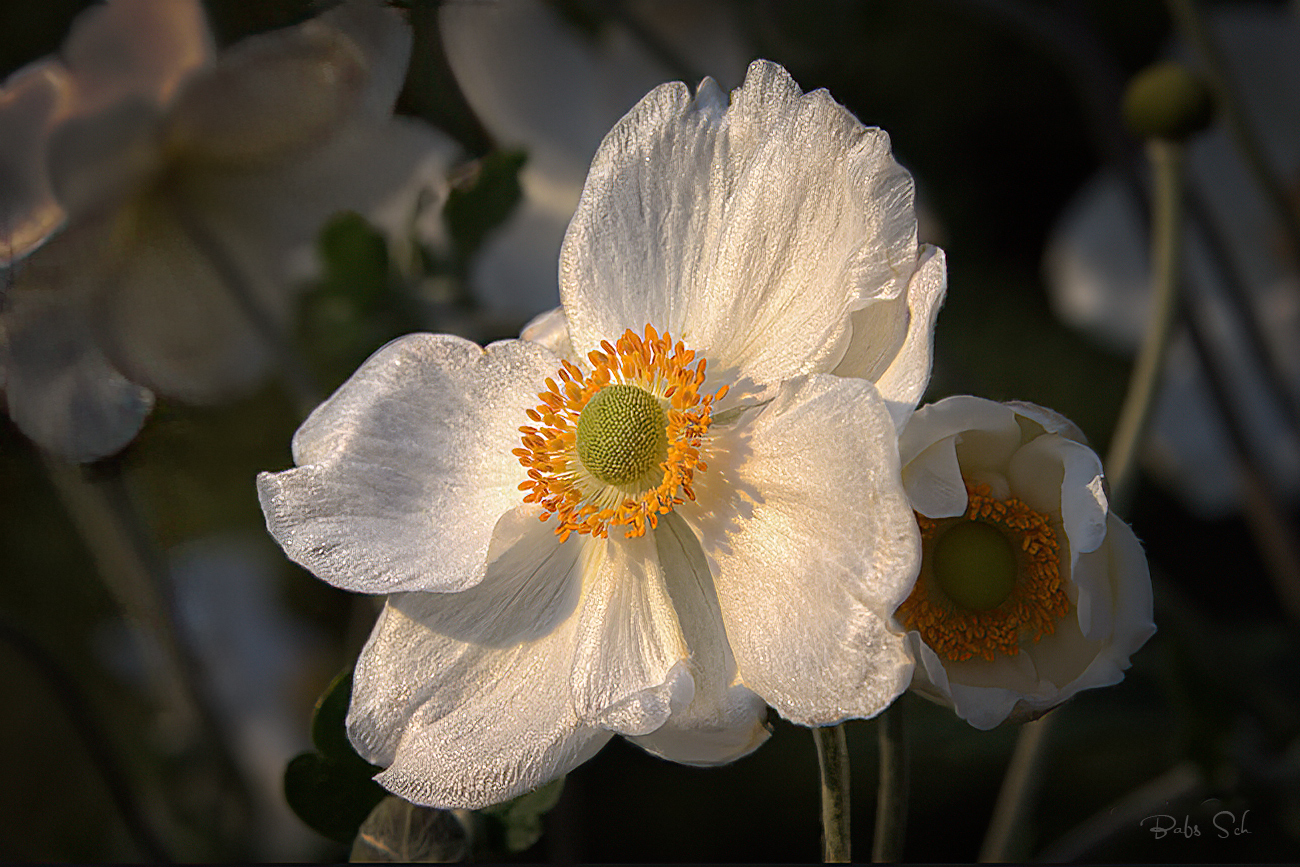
1140 807 1251 840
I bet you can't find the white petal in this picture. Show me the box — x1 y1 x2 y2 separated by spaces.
560 59 921 385
1006 400 1089 445
518 306 574 359
0 63 74 264
348 531 606 809
1007 433 1108 555
2 272 152 462
899 396 1022 516
681 374 917 724
258 335 559 594
61 0 212 113
629 512 771 764
570 534 691 736
836 244 948 429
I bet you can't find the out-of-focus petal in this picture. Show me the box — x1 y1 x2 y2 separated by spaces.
1 278 153 463
683 374 917 724
258 335 558 595
561 60 921 386
0 64 74 264
61 0 212 112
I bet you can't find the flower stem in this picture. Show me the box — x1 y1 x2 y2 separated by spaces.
1104 138 1187 515
813 723 851 863
872 701 909 863
978 713 1054 861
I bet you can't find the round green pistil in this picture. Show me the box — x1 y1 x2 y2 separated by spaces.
575 384 668 486
932 520 1018 612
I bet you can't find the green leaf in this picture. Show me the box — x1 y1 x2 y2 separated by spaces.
444 149 527 266
316 210 392 305
350 795 472 862
283 752 387 844
310 667 378 774
480 776 565 853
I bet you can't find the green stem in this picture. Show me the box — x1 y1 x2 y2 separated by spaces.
872 702 909 863
813 724 851 863
1104 138 1187 515
977 714 1054 862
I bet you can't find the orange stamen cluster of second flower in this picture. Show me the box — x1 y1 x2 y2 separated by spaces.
515 324 727 542
898 483 1071 662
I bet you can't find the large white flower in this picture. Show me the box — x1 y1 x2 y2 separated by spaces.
0 0 447 462
1045 6 1300 516
895 396 1155 729
258 60 947 809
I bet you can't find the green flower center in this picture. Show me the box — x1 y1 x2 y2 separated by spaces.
932 520 1017 612
575 384 669 487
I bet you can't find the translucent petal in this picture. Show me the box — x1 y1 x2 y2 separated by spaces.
836 244 947 428
629 512 771 764
682 374 917 724
259 335 559 594
348 531 607 809
561 59 921 386
570 533 691 736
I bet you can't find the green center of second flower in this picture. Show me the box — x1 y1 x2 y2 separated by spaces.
575 384 669 487
932 520 1017 611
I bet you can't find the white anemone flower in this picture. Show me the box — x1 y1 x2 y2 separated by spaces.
258 60 947 809
0 0 448 462
895 396 1155 729
1045 6 1300 516
439 0 751 316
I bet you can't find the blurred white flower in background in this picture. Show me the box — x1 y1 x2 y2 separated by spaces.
1045 5 1300 517
896 396 1155 729
259 60 946 809
439 0 752 316
0 0 450 462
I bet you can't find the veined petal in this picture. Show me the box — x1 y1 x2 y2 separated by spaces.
629 512 770 764
681 374 918 724
571 534 692 736
561 59 921 386
837 245 948 429
519 306 574 360
348 525 605 809
258 335 558 595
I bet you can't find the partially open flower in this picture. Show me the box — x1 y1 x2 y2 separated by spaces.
260 60 946 809
895 396 1155 729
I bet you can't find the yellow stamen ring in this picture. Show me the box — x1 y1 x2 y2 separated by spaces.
898 483 1071 662
514 325 727 543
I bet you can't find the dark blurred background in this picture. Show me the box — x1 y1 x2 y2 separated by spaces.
2 0 1298 861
